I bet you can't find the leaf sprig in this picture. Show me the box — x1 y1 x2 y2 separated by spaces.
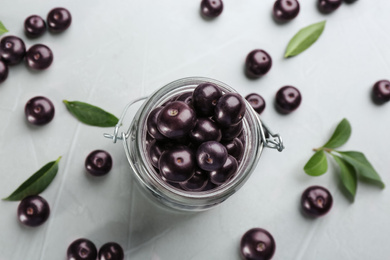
304 118 385 201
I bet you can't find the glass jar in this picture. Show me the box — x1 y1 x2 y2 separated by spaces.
104 77 283 212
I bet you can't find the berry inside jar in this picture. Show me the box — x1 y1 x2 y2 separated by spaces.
145 82 247 192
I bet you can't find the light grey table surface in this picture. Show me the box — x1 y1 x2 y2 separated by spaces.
1 0 389 259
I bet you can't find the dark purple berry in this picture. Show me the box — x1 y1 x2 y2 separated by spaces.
245 93 266 114
209 155 238 185
193 82 223 117
157 101 196 139
147 106 167 141
301 185 333 217
24 15 46 38
200 0 223 18
221 120 243 141
215 93 246 127
148 140 168 168
175 92 193 106
240 228 276 260
47 7 72 33
159 146 196 183
223 138 244 162
344 0 357 3
273 0 300 22
372 80 390 104
0 36 26 65
25 44 53 70
189 118 222 145
202 180 218 191
196 141 228 171
275 86 301 114
67 238 97 260
17 195 50 227
179 168 209 191
0 60 8 84
98 242 124 260
85 150 113 176
245 49 272 78
318 0 342 13
25 96 55 125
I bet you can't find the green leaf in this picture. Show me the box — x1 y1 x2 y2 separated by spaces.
63 100 119 127
0 21 8 36
338 151 385 188
304 150 328 176
323 118 351 149
332 154 357 200
284 20 326 58
3 157 61 201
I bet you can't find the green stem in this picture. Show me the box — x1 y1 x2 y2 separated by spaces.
313 147 333 153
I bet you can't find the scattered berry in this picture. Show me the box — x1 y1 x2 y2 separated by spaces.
47 7 72 33
67 238 97 260
372 79 390 104
0 36 26 65
17 195 50 227
273 0 300 22
318 0 342 13
240 228 276 260
24 15 46 38
85 150 113 176
25 96 55 125
245 49 272 78
275 86 301 114
0 60 9 84
200 0 224 18
301 185 333 217
98 242 124 260
25 44 53 70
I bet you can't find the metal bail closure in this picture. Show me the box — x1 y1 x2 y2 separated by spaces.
104 96 148 143
257 116 284 152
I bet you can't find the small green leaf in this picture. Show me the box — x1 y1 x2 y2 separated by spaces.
323 118 351 149
0 21 8 36
3 157 61 201
332 154 357 200
63 100 119 127
338 151 385 188
284 20 326 58
304 150 328 176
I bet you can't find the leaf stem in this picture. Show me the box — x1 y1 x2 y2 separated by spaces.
313 147 333 153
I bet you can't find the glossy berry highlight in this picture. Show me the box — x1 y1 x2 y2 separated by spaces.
18 195 50 227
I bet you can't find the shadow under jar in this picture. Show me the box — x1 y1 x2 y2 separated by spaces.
105 77 283 212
